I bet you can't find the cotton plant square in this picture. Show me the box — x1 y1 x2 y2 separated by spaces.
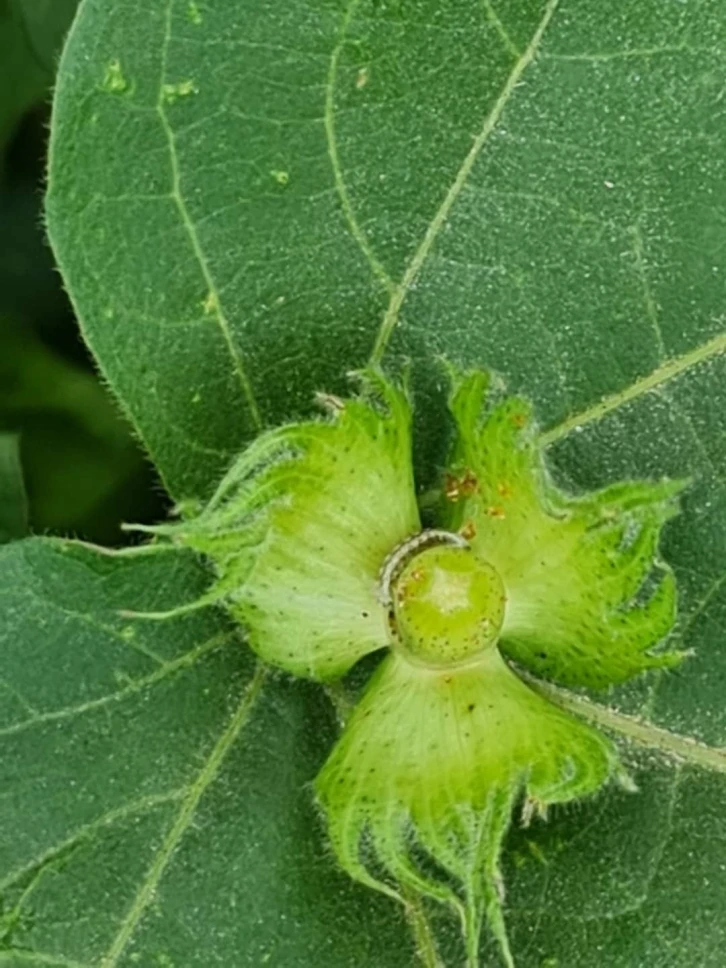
134 367 683 966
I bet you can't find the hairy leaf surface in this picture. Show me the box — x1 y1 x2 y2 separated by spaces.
36 0 726 963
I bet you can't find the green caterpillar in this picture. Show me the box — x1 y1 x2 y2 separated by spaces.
135 366 685 966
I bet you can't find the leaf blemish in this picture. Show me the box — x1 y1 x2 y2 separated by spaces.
162 80 198 104
187 1 203 24
101 59 129 95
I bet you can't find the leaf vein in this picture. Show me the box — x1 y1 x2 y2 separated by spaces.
0 951 91 968
627 222 666 362
157 0 262 430
479 0 521 59
680 570 726 636
613 769 681 919
324 0 395 294
525 673 726 773
0 675 39 716
541 330 726 446
0 631 233 739
98 663 267 967
371 0 561 362
0 788 187 896
658 388 726 488
544 43 719 63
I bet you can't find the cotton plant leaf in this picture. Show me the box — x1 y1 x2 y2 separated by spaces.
0 538 422 967
37 0 726 964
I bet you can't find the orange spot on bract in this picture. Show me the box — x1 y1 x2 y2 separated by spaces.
444 474 459 500
512 412 527 428
444 469 479 502
497 482 512 498
486 505 506 519
460 520 477 540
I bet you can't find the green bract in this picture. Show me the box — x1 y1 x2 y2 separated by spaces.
138 367 684 966
146 372 417 678
442 370 685 689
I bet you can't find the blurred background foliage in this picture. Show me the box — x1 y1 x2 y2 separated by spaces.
0 0 166 544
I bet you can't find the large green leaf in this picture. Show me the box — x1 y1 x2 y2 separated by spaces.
35 0 726 963
0 539 426 967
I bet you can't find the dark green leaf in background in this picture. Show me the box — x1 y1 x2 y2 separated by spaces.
0 0 78 158
0 318 162 542
10 0 726 963
0 0 79 321
0 434 28 543
0 0 162 543
0 1 46 159
10 0 81 70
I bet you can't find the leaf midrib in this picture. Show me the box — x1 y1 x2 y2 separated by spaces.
540 331 726 445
